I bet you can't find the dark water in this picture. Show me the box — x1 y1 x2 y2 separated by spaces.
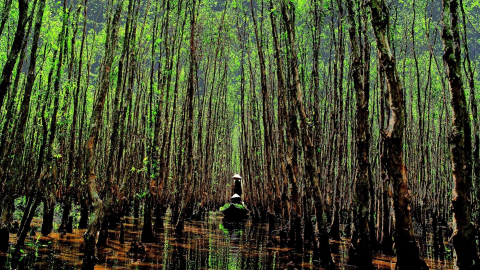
0 212 454 269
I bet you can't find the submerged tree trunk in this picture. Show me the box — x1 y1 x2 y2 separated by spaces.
0 0 44 251
250 0 276 233
440 0 480 268
370 0 428 269
141 193 155 242
60 0 88 233
281 1 334 268
41 196 55 236
83 2 124 269
15 1 64 253
270 0 303 249
347 1 373 268
458 0 480 248
175 0 197 236
79 193 89 229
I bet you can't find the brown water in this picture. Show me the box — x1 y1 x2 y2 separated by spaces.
0 213 454 269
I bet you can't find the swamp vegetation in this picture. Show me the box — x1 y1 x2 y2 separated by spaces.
0 0 480 269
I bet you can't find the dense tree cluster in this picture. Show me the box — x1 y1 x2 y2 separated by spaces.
0 0 479 269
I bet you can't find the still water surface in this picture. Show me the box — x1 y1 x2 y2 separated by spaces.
0 212 454 269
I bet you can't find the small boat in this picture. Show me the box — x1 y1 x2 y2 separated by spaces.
220 194 249 220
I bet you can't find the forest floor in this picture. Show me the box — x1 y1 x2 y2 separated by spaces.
0 210 455 269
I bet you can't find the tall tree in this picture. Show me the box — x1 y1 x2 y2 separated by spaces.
347 0 373 268
0 0 28 109
280 1 334 268
250 0 276 232
440 0 480 268
83 1 124 268
370 0 428 269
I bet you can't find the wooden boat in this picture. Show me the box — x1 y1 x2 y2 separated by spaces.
220 194 249 220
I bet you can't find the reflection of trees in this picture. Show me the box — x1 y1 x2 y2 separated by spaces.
222 221 245 269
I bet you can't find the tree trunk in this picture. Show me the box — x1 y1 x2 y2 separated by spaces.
13 0 46 159
79 193 89 229
370 0 428 269
379 60 394 255
0 0 28 108
281 1 334 268
175 0 197 236
250 0 276 233
270 0 303 249
0 0 13 37
141 194 155 242
458 0 480 244
60 0 88 232
41 196 55 236
347 1 373 268
82 2 124 268
440 0 480 268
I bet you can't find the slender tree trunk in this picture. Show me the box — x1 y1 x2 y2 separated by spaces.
440 0 480 268
12 0 45 156
458 0 480 239
379 65 394 255
370 0 428 269
0 0 28 108
175 0 197 236
347 1 373 268
269 0 302 248
16 2 66 252
60 0 88 232
83 2 124 268
281 1 334 268
0 0 13 37
250 0 276 232
41 195 55 236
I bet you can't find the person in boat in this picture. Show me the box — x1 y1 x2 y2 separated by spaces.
221 193 248 220
231 174 243 197
231 194 241 204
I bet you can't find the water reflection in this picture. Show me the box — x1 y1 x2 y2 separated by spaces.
0 212 454 269
220 221 244 269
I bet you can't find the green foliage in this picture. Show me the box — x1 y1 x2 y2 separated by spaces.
232 203 245 210
0 2 479 266
219 203 245 212
219 203 230 212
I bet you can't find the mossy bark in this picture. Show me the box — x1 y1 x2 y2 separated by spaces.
346 1 373 268
441 0 480 268
82 2 124 267
370 0 428 269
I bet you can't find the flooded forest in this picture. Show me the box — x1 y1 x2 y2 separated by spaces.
0 0 480 269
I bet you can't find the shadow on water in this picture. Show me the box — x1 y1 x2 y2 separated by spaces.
0 212 455 269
